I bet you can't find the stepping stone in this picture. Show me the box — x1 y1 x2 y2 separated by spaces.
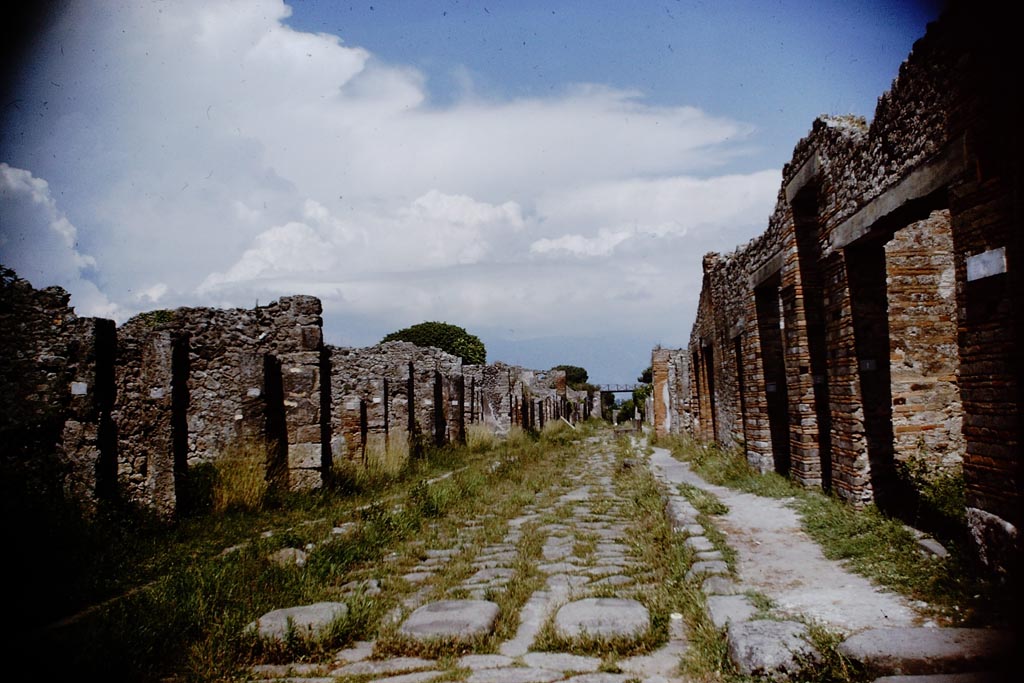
837 628 1013 676
457 654 516 670
696 550 724 562
523 652 602 672
251 663 324 677
547 574 590 590
685 536 715 553
538 562 583 574
706 595 757 629
372 672 443 683
589 574 633 587
685 560 728 581
618 615 688 678
268 547 308 568
333 639 374 663
467 668 562 683
398 600 500 642
249 602 348 640
402 572 433 584
727 620 820 680
468 567 516 583
872 674 1008 683
702 576 740 595
562 674 630 683
331 657 436 676
585 564 629 577
554 598 650 640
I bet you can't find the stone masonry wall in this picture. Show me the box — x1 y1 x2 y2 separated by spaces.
3 268 586 519
0 269 116 515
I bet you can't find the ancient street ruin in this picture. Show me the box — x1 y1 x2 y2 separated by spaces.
0 3 1019 682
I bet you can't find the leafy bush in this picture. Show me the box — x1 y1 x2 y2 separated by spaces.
381 321 486 364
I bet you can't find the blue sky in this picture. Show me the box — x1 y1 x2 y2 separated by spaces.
0 1 942 383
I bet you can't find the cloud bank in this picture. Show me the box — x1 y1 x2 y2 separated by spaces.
0 0 779 375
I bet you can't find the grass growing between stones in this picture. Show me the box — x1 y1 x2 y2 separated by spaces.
609 440 736 681
656 433 1005 628
19 424 588 682
368 427 582 660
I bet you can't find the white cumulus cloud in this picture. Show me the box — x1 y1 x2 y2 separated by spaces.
1 0 781 347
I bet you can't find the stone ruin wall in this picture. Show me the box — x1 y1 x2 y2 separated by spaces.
1 270 589 519
651 347 691 440
0 273 116 514
655 4 1021 573
327 341 464 464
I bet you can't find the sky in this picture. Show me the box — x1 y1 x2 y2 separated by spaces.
0 0 944 384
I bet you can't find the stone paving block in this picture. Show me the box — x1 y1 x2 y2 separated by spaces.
562 674 630 683
547 574 591 590
706 594 757 629
727 620 820 680
538 562 584 574
589 574 634 587
684 536 715 553
554 598 651 640
251 662 324 678
467 667 562 683
685 560 728 581
249 602 348 640
398 600 500 642
469 567 516 583
837 628 1013 676
372 672 444 683
330 657 436 676
701 575 740 595
522 652 602 672
402 571 434 584
871 673 1010 683
268 547 308 568
584 564 627 576
457 654 516 670
916 538 950 559
695 550 724 561
333 639 374 663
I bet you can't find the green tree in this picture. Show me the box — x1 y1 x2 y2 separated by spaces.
381 321 486 365
616 398 637 423
551 364 589 389
638 365 653 384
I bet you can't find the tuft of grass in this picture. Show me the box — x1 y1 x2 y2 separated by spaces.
212 438 273 514
364 428 411 477
466 422 498 452
658 433 793 499
678 483 729 516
